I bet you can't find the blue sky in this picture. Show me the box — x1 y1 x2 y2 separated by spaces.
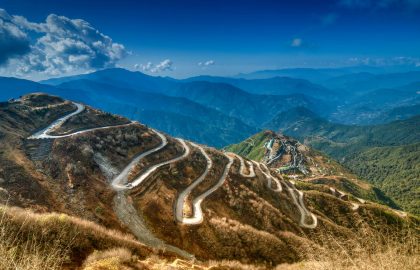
0 0 419 79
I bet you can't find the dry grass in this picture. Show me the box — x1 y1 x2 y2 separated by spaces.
82 248 134 270
207 260 265 269
0 204 165 269
0 204 71 270
276 227 419 270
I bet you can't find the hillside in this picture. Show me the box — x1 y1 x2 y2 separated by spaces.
264 108 420 214
225 130 396 207
344 143 420 215
1 93 418 268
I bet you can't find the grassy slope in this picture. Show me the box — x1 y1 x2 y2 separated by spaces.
344 143 420 215
224 130 272 160
0 205 170 269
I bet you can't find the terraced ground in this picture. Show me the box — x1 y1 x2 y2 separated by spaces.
0 93 418 268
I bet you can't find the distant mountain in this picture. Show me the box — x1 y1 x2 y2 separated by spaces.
167 81 324 126
0 76 92 102
0 77 58 101
55 79 259 147
323 71 420 94
235 67 350 81
44 68 328 126
184 75 336 100
236 65 420 82
42 68 176 94
329 82 420 124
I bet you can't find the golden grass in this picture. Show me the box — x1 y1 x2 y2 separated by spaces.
83 248 134 270
0 205 70 270
276 227 419 270
0 204 161 269
0 203 418 270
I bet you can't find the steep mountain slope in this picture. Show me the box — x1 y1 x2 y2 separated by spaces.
264 108 420 214
1 93 417 268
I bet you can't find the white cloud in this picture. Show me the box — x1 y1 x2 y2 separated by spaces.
198 60 215 67
153 59 173 72
0 8 127 76
347 56 420 66
291 38 303 47
0 9 31 65
135 59 173 73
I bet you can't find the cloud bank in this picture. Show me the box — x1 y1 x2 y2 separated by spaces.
135 59 173 73
0 8 127 76
198 60 215 67
347 56 420 66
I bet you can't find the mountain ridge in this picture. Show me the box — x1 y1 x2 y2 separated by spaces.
1 93 417 268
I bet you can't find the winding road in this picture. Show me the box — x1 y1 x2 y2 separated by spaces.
129 138 190 188
252 160 318 228
175 152 234 225
28 100 319 238
284 180 318 229
228 153 256 178
28 102 85 139
27 101 195 258
330 187 361 211
111 130 168 189
28 102 135 139
175 143 213 225
252 161 282 192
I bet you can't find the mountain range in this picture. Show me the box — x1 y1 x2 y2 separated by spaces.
0 93 417 269
1 66 419 216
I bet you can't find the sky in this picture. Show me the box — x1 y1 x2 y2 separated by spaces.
0 0 419 80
